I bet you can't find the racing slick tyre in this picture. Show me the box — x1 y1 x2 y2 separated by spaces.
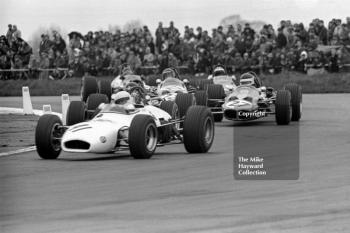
285 83 302 121
183 106 214 153
81 76 98 102
86 93 109 110
35 114 63 159
86 93 109 119
198 79 213 90
194 91 208 106
159 101 179 143
207 84 225 100
129 115 158 159
66 101 86 126
98 80 112 101
275 90 291 125
207 84 225 122
175 93 196 118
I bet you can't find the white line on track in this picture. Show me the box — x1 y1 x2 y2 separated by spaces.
0 146 36 158
0 107 62 158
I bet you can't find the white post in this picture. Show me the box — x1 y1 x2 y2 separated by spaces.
61 94 70 125
22 86 33 115
42 105 52 114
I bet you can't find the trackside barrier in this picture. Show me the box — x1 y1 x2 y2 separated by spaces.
61 94 70 125
22 86 33 114
42 105 52 114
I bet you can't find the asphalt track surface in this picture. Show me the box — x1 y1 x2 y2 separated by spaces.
1 94 350 233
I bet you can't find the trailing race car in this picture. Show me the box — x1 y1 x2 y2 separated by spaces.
221 72 302 125
147 68 208 117
208 65 236 95
35 91 215 160
205 66 237 122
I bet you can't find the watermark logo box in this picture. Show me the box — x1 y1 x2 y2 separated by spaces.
233 118 299 180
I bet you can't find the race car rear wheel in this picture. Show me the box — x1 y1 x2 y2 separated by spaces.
98 80 112 102
66 101 86 126
129 115 158 159
207 84 225 122
175 93 196 118
275 90 291 125
285 83 302 121
86 93 109 110
199 79 213 90
159 101 179 143
183 106 214 153
35 114 63 159
207 84 225 100
194 91 208 106
86 93 109 119
81 76 98 102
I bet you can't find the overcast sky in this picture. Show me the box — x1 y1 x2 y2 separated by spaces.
2 0 350 40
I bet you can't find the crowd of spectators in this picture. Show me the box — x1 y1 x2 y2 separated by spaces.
2 17 350 80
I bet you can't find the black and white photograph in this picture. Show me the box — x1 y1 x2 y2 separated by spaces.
1 0 350 232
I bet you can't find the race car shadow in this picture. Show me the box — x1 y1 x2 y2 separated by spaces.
58 152 132 161
223 120 275 127
58 150 218 161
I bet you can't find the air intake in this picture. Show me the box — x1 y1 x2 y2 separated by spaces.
65 140 90 150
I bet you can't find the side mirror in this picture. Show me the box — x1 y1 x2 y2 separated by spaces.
183 79 189 84
156 79 161 84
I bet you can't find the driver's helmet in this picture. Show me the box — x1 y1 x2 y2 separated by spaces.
111 91 132 105
162 68 176 80
213 66 227 76
239 73 256 86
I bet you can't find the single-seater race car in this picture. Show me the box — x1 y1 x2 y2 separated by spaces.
221 72 302 125
204 66 237 122
35 91 215 160
147 68 208 117
208 65 236 95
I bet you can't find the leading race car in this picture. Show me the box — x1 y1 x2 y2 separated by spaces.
220 72 302 125
35 91 215 160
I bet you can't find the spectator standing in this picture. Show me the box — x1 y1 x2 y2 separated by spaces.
155 22 164 54
6 24 13 47
39 34 52 55
317 20 328 45
39 52 50 79
276 28 287 48
12 25 21 39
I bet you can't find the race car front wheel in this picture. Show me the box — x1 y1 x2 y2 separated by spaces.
194 91 208 106
183 106 214 153
175 93 196 118
275 90 291 125
35 114 63 159
285 83 302 121
129 115 158 159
